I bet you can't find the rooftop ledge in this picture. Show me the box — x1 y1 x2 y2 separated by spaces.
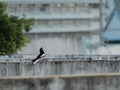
0 54 120 62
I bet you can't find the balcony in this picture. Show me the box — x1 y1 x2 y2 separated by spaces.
26 22 100 33
3 0 100 4
8 10 99 20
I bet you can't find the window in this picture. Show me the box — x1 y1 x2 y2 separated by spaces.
49 20 62 27
75 4 88 13
35 20 49 27
8 4 17 13
23 4 29 13
63 4 75 13
50 4 62 13
89 4 100 8
39 4 49 12
75 20 89 26
62 20 75 26
28 4 35 13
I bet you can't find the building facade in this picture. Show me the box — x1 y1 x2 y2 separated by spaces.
3 0 108 55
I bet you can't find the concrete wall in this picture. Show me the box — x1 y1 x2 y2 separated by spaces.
0 57 120 77
0 73 120 90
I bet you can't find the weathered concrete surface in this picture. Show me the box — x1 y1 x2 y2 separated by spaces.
0 73 120 90
0 58 120 77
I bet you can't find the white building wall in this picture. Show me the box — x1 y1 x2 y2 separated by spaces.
19 33 82 55
88 45 120 55
3 0 108 55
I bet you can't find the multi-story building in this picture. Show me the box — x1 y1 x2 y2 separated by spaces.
2 0 108 55
98 0 120 55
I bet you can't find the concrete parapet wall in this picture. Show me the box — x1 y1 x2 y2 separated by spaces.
0 73 120 90
0 58 120 77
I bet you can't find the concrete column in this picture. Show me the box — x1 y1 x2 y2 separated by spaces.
81 36 87 54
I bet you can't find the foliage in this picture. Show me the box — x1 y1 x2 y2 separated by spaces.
0 2 34 55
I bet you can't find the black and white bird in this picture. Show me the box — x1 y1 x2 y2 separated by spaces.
32 47 46 64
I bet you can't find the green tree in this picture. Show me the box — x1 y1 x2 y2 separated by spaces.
0 2 34 55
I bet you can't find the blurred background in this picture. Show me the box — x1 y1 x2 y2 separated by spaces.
0 1 120 90
1 0 120 55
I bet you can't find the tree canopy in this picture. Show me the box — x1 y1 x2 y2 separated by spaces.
0 2 34 55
